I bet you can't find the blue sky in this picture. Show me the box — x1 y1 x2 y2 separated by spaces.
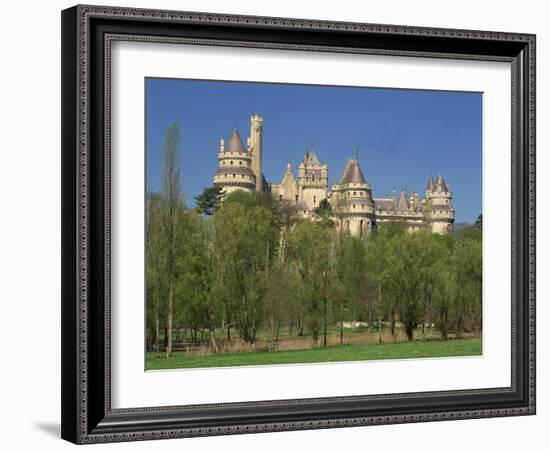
146 78 482 224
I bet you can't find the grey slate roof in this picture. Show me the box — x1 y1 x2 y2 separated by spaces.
215 166 255 176
374 198 395 212
396 191 409 212
426 175 434 191
341 159 367 184
436 173 448 192
225 128 247 153
304 151 321 166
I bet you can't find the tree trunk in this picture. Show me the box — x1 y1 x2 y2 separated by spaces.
154 296 160 357
339 303 344 345
166 283 173 357
323 297 328 347
404 323 414 341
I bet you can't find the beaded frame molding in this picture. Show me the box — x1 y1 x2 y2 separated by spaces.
61 4 536 444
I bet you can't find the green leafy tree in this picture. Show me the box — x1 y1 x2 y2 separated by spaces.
286 221 332 345
146 192 167 355
383 231 435 341
475 213 483 230
214 191 279 344
194 185 223 216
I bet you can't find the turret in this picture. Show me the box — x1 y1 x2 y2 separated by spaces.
425 172 455 234
297 148 328 210
331 156 375 238
249 114 264 192
213 128 255 196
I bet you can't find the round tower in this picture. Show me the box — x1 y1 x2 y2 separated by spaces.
213 128 255 196
425 173 455 233
332 158 376 238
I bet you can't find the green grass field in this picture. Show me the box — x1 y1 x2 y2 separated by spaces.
146 338 482 370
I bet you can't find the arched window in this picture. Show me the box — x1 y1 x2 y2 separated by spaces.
359 220 364 238
313 195 317 206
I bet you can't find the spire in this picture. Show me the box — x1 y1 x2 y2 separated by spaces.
225 128 247 153
426 175 434 191
304 150 320 167
342 159 367 184
397 191 409 212
436 173 448 192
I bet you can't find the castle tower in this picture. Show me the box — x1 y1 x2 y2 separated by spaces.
274 162 298 202
331 157 375 238
425 173 455 234
213 128 255 196
297 149 328 211
249 114 264 192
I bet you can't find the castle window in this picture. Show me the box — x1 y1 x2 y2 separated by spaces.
312 174 315 181
295 195 298 203
233 174 236 178
230 161 233 165
352 204 355 209
314 195 317 206
239 161 242 165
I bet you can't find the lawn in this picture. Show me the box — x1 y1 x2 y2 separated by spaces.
146 338 482 370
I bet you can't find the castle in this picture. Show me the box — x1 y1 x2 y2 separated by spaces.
213 114 455 236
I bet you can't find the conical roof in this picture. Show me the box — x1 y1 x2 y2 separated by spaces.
225 128 247 153
426 175 434 191
341 159 367 184
436 173 448 192
397 191 409 212
304 151 320 166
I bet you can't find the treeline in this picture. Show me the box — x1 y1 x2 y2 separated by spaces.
146 123 482 357
146 187 482 356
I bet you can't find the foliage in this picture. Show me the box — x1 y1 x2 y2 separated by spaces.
194 185 223 215
146 128 482 359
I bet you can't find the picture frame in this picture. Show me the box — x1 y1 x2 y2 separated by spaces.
61 4 536 444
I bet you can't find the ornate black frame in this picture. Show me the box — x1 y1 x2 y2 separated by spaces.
61 4 536 444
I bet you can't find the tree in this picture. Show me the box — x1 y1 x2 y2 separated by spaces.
365 222 406 338
214 191 279 344
314 198 334 227
161 122 182 357
453 237 482 335
194 185 223 215
175 211 223 351
383 231 435 341
146 192 167 355
430 239 456 340
474 213 482 230
331 234 367 344
286 221 332 345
